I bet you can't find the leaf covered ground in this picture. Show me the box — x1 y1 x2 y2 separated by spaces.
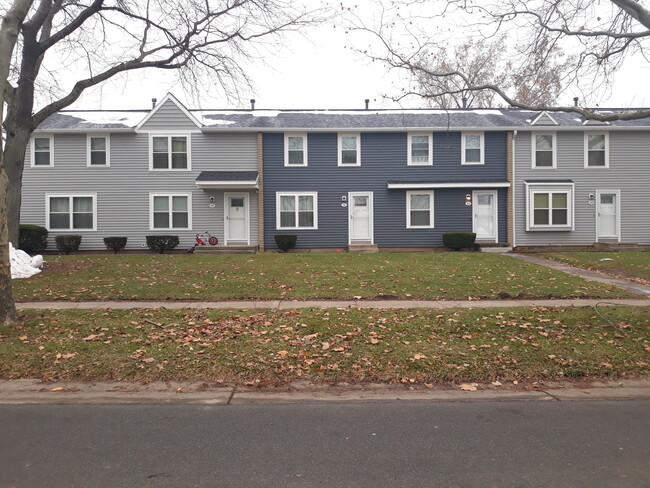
12 253 631 301
2 306 648 384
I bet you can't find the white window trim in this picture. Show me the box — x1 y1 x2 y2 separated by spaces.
45 193 97 231
584 132 609 168
531 132 557 169
337 133 361 167
461 132 484 165
31 134 54 167
284 133 308 167
406 190 434 228
276 192 318 230
86 134 111 167
407 132 433 166
525 183 574 231
148 134 192 171
149 193 193 230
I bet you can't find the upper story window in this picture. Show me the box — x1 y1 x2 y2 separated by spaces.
32 135 53 167
150 194 191 229
408 133 432 166
338 133 360 166
406 190 434 228
461 132 484 165
277 192 317 229
285 133 308 167
150 135 190 170
87 135 110 167
532 133 556 168
47 194 96 231
585 133 609 168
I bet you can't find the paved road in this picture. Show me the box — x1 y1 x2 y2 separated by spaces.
1 400 648 487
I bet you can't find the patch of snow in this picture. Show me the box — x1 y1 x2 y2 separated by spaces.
599 258 614 261
10 243 43 279
200 118 238 125
65 111 145 127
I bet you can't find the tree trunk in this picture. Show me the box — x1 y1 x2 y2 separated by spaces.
0 168 17 325
4 124 31 245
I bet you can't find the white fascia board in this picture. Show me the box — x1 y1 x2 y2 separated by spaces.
387 182 510 189
196 181 258 189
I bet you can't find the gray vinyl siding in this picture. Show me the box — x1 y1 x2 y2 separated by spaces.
21 132 258 250
264 132 508 249
514 130 650 246
139 99 200 131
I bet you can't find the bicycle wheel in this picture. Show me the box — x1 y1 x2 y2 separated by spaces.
208 236 218 246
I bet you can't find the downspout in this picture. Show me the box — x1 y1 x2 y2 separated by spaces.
512 130 517 249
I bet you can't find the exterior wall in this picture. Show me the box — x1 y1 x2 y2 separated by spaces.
21 132 259 250
138 99 200 131
514 130 650 246
264 131 509 249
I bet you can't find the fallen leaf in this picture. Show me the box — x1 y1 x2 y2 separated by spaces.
50 387 63 392
276 350 289 357
18 335 27 341
460 384 478 391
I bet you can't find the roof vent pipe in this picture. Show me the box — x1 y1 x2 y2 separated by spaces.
250 99 256 110
462 97 468 108
573 97 579 107
365 99 369 110
151 98 157 109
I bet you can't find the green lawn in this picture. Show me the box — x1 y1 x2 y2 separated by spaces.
543 252 650 283
12 253 632 301
2 306 648 384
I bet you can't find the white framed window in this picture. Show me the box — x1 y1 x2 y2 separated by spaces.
31 135 54 167
338 133 361 166
149 193 192 230
584 133 609 168
87 134 110 167
532 133 556 168
276 192 318 229
461 132 484 165
284 133 308 167
46 194 97 231
526 185 573 230
407 133 432 166
406 190 434 228
149 134 190 170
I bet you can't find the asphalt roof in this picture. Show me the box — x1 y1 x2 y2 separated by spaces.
37 107 650 131
196 171 258 181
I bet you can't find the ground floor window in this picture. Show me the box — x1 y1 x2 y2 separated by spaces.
276 192 317 229
526 184 573 230
406 190 434 228
150 194 191 230
47 195 96 230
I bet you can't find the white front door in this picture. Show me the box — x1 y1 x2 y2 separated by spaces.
225 193 249 244
597 191 620 240
349 192 373 243
473 190 498 241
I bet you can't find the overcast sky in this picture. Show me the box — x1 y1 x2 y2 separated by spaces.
69 2 650 112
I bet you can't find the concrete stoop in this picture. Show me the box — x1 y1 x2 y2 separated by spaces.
194 245 257 255
480 246 513 253
348 244 379 253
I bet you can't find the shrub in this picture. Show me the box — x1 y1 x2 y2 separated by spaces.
19 224 48 254
442 232 476 251
104 236 128 254
146 235 179 254
55 235 82 255
274 235 297 252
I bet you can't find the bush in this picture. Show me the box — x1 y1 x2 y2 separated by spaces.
442 232 476 251
146 235 179 254
55 235 82 255
274 235 297 252
19 224 48 254
104 236 128 254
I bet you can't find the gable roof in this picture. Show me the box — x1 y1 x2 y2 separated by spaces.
135 92 202 131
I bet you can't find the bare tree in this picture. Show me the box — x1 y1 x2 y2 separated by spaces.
350 0 650 120
0 0 322 325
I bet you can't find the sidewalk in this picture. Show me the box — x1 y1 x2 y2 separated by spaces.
15 297 650 310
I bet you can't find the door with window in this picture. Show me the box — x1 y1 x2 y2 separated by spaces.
472 190 497 241
596 191 620 240
225 193 249 244
349 192 373 243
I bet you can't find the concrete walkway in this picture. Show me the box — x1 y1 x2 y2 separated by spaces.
15 297 650 310
508 253 650 296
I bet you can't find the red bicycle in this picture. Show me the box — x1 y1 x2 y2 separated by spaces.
187 231 219 253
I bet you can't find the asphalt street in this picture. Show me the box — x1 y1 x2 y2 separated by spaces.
1 400 648 487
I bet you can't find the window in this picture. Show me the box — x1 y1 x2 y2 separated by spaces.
462 132 484 164
276 192 317 229
284 133 308 166
87 135 109 166
585 133 609 167
407 191 434 228
150 194 191 229
527 187 573 230
338 133 360 166
408 133 432 165
150 135 189 170
532 133 556 168
32 136 53 166
47 195 96 230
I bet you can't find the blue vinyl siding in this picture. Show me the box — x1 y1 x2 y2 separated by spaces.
264 131 508 248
